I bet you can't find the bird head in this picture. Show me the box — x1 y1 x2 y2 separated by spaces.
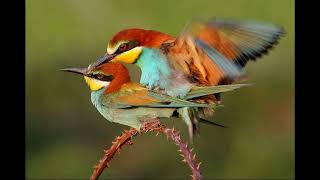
94 28 174 66
61 62 130 93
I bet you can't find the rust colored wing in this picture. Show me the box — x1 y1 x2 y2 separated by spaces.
115 83 160 106
161 17 284 86
191 18 285 67
162 32 241 87
107 83 213 108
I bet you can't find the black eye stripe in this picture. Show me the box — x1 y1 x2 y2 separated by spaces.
115 43 129 54
114 40 140 55
100 75 114 82
89 74 114 82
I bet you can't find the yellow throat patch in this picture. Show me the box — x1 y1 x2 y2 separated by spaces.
84 76 110 91
112 47 143 64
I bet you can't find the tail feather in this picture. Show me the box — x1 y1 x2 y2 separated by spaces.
199 118 227 128
177 107 198 142
177 107 226 142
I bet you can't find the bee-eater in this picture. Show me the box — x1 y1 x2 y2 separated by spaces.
92 18 284 103
61 62 247 139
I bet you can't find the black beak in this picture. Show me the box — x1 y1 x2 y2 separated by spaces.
60 53 115 76
90 53 116 69
60 67 88 76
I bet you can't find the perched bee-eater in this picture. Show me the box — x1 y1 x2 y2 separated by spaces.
93 18 284 103
61 62 247 139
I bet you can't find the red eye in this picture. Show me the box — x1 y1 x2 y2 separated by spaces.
119 44 128 51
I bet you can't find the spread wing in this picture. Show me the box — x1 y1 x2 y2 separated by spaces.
190 17 285 66
161 17 284 86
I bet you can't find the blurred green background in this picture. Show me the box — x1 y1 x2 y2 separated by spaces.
26 0 294 179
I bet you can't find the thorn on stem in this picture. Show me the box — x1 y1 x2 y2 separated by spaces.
90 120 202 180
197 162 202 170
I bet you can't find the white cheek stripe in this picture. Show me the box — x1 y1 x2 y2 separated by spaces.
97 80 110 88
107 43 120 54
107 47 116 55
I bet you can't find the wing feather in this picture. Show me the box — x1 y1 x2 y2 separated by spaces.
161 17 284 87
193 17 284 66
102 83 214 108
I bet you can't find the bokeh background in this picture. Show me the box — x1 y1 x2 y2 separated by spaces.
26 0 294 179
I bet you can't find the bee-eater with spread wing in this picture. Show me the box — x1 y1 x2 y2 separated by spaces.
61 62 247 139
93 18 284 103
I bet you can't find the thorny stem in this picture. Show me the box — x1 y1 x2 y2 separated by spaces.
89 128 138 180
90 118 202 180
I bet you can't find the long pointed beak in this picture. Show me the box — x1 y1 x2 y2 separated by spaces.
60 53 116 76
90 53 116 69
60 67 88 76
